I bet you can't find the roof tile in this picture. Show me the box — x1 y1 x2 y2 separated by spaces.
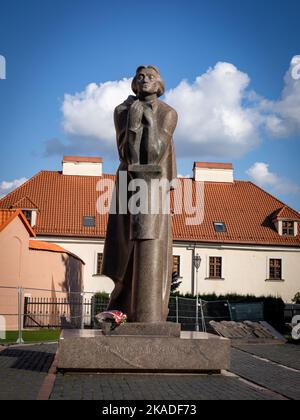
0 171 299 246
11 196 39 210
63 156 103 163
272 206 300 221
29 240 85 263
194 162 233 169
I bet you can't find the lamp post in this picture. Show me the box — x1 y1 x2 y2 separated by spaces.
193 254 201 332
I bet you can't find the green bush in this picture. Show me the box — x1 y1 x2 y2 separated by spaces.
292 292 300 304
93 291 110 300
91 292 110 326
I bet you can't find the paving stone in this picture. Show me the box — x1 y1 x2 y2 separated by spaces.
234 344 300 371
231 348 300 400
50 373 279 400
0 344 57 400
2 341 299 401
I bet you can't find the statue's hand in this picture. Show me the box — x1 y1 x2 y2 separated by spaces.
142 103 154 127
128 100 144 131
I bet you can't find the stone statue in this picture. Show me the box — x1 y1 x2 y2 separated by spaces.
102 65 178 323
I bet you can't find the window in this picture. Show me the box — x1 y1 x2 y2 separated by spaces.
22 210 32 225
213 222 226 233
282 221 294 236
269 259 282 280
96 253 103 275
209 257 222 279
83 216 95 227
173 255 181 277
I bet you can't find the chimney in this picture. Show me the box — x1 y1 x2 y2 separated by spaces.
62 156 103 176
193 162 234 183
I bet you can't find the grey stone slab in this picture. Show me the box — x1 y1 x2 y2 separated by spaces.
259 322 287 342
210 320 285 344
100 321 181 337
57 329 230 373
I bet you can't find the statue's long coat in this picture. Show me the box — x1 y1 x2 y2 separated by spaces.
102 95 177 320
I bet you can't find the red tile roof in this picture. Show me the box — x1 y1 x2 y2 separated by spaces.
63 156 103 163
11 196 39 210
272 206 300 221
29 240 85 263
194 162 233 170
0 171 299 247
0 209 36 237
0 171 109 238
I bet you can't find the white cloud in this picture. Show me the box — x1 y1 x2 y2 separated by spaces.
62 78 132 143
0 177 28 199
45 56 300 159
247 162 300 195
165 62 260 158
177 174 191 178
259 56 300 138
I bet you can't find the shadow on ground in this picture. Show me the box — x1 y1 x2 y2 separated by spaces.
0 345 56 372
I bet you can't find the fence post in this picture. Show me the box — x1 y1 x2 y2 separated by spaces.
81 293 84 330
227 300 233 321
16 287 24 344
200 299 206 333
176 296 179 324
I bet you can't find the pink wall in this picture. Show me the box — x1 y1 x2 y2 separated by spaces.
0 216 83 330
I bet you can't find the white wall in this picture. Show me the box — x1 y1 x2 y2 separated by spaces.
194 167 234 183
174 243 300 303
38 236 300 303
62 161 102 177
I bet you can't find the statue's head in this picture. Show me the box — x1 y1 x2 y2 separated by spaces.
131 65 165 98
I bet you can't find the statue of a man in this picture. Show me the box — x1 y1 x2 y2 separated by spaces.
102 65 178 323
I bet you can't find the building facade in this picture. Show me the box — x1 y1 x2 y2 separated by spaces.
0 157 299 303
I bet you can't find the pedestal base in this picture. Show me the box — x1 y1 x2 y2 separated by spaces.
57 330 231 373
100 322 181 337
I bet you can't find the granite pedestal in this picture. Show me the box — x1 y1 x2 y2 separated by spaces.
57 329 231 373
100 321 181 337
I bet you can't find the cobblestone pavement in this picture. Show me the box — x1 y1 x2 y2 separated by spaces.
0 344 56 400
50 373 279 400
234 344 300 371
231 348 300 400
1 342 300 400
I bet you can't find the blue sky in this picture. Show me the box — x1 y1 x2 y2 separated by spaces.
0 0 300 210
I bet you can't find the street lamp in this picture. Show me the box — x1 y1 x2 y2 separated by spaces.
193 254 201 332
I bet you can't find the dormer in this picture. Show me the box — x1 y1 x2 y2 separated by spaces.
193 162 234 183
272 206 300 237
62 156 103 176
11 197 39 227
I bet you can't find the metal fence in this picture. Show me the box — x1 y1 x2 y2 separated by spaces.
0 284 277 344
0 286 229 342
23 294 229 332
230 302 264 322
0 286 107 343
22 292 109 329
284 304 300 323
168 297 232 332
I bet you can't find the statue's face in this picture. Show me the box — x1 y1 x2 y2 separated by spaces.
135 68 159 97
